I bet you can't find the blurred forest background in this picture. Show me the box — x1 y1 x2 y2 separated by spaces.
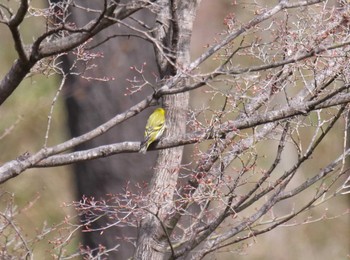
0 0 349 259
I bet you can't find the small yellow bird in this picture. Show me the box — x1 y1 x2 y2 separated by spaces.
139 107 166 154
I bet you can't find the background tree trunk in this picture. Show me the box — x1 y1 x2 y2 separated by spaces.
62 2 158 258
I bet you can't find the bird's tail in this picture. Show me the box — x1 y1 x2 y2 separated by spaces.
139 141 148 154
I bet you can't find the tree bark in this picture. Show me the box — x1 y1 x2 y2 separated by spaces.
134 1 201 259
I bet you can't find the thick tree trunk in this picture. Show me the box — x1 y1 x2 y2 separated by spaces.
134 1 201 259
62 2 158 258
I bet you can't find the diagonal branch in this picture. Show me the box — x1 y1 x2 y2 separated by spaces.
1 85 347 179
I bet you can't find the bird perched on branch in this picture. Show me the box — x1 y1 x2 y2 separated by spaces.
139 107 166 154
